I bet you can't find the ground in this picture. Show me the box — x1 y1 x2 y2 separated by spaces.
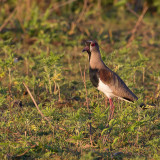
0 1 160 159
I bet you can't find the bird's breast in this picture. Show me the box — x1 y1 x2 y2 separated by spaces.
89 67 114 98
89 68 99 87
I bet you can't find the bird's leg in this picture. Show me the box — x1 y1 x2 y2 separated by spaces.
109 98 115 120
105 97 108 108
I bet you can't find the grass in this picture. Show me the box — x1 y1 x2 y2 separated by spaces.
0 1 160 159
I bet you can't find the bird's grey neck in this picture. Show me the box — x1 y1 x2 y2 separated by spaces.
89 51 104 69
87 51 91 61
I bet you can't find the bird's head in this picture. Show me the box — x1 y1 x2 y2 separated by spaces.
82 40 99 53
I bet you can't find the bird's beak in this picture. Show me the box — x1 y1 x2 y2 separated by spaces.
82 46 90 52
82 41 92 52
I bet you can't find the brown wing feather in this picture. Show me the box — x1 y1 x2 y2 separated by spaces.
99 68 138 102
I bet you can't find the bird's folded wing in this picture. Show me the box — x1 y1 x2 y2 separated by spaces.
99 68 138 102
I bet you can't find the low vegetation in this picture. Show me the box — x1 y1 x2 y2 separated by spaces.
0 0 160 159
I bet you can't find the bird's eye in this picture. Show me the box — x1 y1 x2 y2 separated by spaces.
91 43 95 46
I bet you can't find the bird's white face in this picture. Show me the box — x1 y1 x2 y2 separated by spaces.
82 40 99 53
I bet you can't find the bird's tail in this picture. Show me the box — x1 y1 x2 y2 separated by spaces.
140 103 156 109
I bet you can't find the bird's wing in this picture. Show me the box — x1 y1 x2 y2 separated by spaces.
99 68 138 102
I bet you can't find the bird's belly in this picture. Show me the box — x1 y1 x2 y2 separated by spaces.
97 79 114 98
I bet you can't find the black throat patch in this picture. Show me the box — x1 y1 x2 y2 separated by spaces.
89 67 99 87
87 51 91 62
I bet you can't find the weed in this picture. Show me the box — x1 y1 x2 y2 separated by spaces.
0 1 160 159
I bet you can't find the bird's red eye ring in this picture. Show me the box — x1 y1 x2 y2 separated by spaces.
91 43 95 46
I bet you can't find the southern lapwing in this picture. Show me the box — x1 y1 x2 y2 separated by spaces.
82 40 143 119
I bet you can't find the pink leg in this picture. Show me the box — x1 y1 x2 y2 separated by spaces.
109 98 115 120
105 97 108 108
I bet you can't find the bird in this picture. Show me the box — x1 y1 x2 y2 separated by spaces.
82 40 148 120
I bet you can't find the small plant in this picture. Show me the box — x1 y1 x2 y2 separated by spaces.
0 0 159 159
